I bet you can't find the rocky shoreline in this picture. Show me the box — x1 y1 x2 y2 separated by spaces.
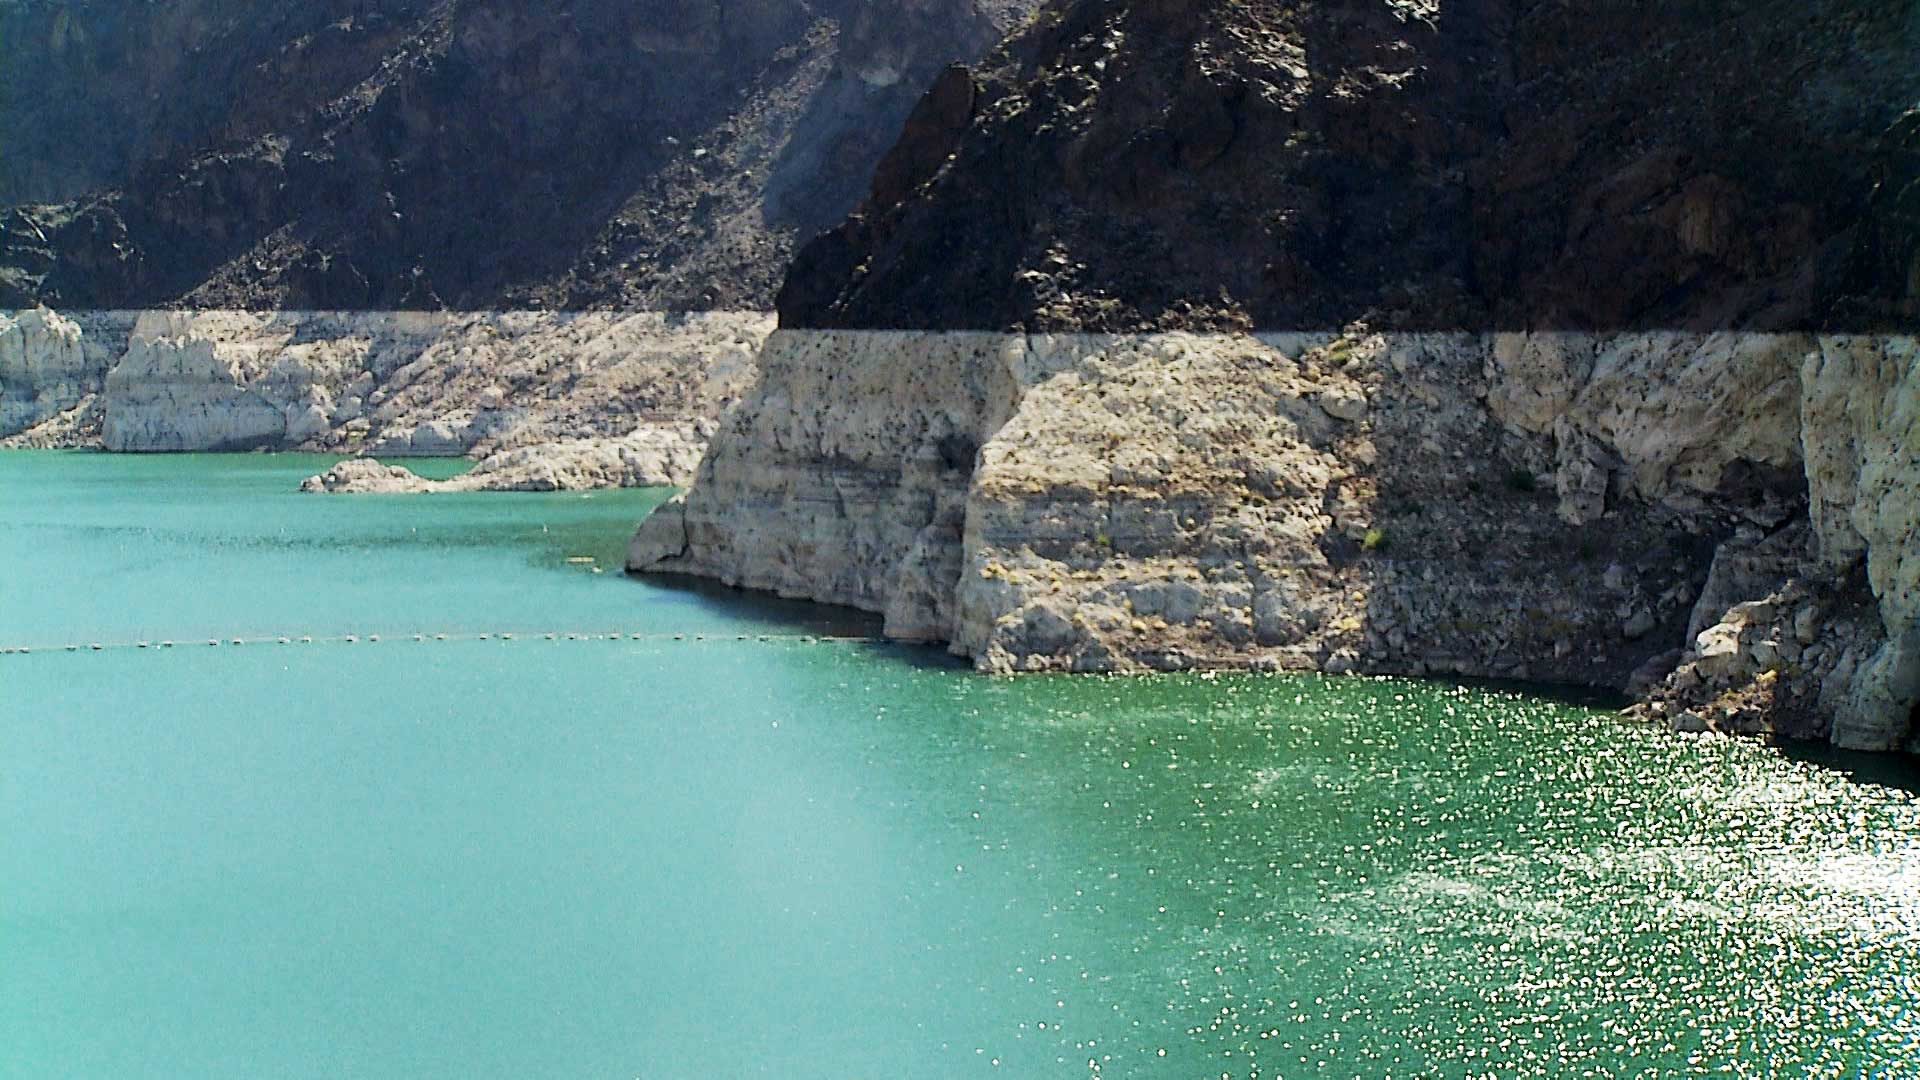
299 425 713 494
630 328 1918 753
1 306 771 489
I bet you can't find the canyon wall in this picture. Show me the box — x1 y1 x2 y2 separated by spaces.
1 307 773 467
633 0 1917 751
632 328 1917 751
0 0 1039 312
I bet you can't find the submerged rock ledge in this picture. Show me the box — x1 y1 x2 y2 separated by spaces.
631 328 1919 752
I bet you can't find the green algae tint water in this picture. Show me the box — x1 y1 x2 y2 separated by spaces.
2 451 1917 1079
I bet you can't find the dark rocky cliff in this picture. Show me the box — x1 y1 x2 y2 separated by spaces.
0 0 1037 310
779 0 1920 332
641 0 1919 752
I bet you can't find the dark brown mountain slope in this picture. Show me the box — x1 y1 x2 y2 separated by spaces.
779 0 1920 332
0 0 1037 311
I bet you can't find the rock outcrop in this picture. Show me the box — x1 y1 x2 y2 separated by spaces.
302 424 713 494
637 0 1919 752
0 306 114 437
634 328 1916 748
82 310 771 454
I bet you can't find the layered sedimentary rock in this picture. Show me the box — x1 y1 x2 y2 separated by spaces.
634 328 1917 749
84 310 770 454
637 0 1919 752
0 307 124 438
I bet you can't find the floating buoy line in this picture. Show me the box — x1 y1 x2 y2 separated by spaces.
0 631 881 657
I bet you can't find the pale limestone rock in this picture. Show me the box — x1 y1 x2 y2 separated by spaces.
88 310 771 454
1802 335 1920 750
302 426 706 495
0 307 102 437
1489 332 1808 523
299 459 434 494
634 329 1696 688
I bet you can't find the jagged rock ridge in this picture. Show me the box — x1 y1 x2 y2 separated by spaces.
1 0 1038 311
781 0 1919 332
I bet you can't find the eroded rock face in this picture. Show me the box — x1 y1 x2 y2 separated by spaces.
634 328 1920 749
1800 337 1920 750
102 311 365 452
0 307 107 437
634 329 1698 686
89 310 771 454
1485 333 1810 526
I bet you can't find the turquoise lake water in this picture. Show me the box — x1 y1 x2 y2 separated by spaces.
3 451 1918 1078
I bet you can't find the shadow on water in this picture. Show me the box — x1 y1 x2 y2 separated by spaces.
1442 675 1631 711
1773 737 1920 795
624 570 885 639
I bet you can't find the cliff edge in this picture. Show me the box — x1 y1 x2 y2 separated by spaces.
634 0 1919 751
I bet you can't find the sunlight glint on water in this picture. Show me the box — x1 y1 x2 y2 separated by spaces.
2 452 1917 1078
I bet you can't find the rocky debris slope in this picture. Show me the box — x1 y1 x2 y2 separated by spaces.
1 0 1038 312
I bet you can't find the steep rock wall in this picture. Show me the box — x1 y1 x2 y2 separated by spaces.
633 329 1919 749
81 310 771 454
